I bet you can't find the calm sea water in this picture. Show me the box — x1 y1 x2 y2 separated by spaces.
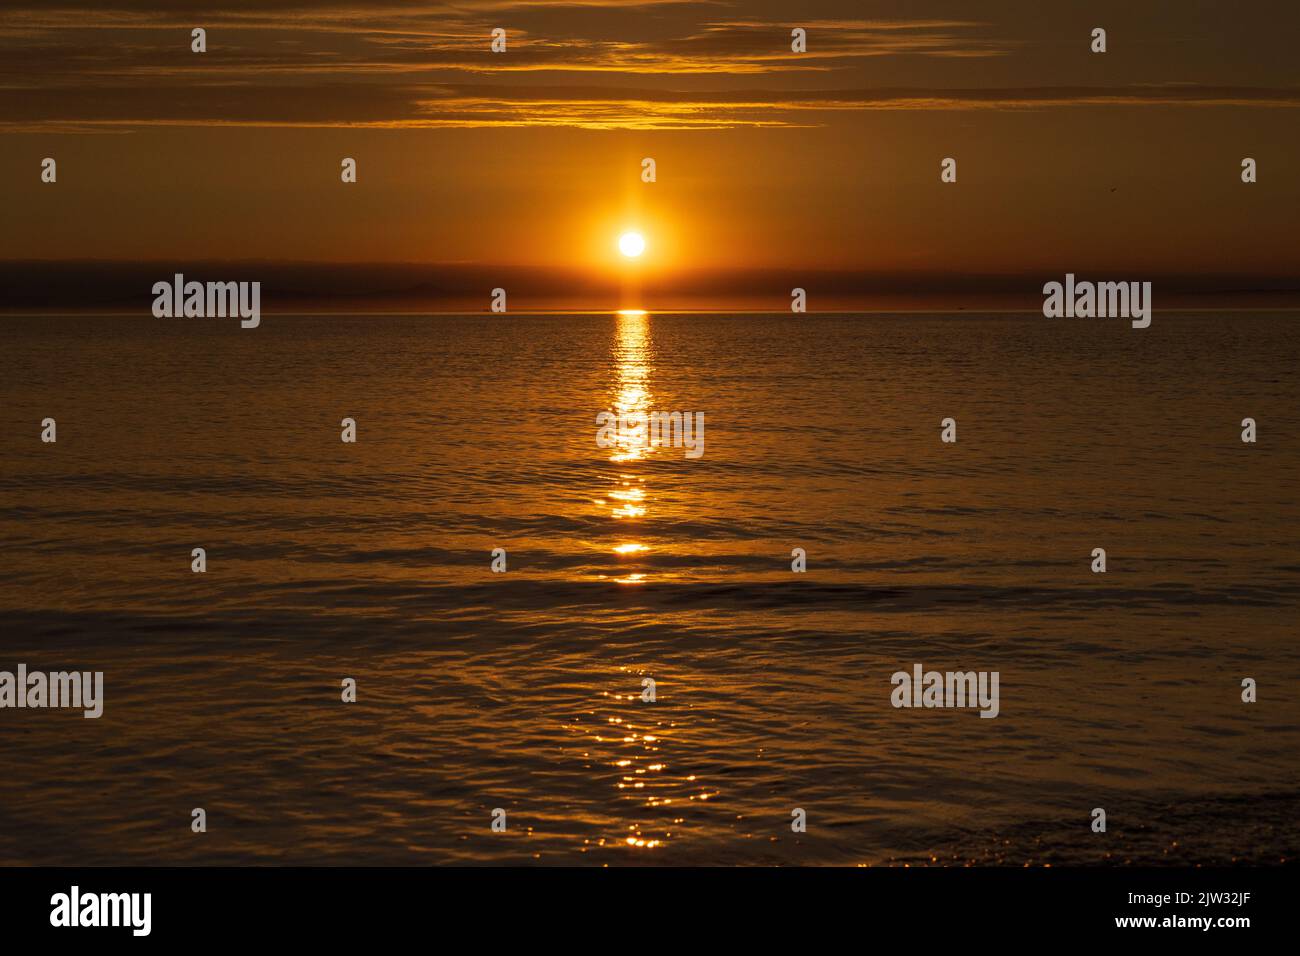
0 312 1297 865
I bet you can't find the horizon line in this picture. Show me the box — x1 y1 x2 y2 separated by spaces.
5 306 1300 318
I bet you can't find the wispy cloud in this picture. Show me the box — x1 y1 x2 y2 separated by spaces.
3 2 1298 131
6 82 1300 134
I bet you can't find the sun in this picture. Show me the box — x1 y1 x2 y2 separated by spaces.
618 231 646 258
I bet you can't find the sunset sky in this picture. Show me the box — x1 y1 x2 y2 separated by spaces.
3 0 1299 311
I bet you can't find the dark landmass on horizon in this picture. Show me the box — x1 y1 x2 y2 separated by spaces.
3 260 1298 314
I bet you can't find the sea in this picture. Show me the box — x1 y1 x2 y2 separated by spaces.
0 311 1296 865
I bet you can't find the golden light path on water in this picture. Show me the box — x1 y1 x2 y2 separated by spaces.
568 311 721 855
565 666 726 856
605 309 652 578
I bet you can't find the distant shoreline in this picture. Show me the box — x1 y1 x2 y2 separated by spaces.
4 307 1300 318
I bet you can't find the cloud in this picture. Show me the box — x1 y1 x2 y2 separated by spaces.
5 81 1300 133
0 2 1017 130
2 3 1299 132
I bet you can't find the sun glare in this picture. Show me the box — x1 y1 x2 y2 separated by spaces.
618 231 646 258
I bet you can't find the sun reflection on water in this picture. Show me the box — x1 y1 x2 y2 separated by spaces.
574 316 719 852
609 483 646 519
566 667 720 855
599 312 655 585
609 311 653 466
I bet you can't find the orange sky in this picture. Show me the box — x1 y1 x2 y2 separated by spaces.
3 1 1299 311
